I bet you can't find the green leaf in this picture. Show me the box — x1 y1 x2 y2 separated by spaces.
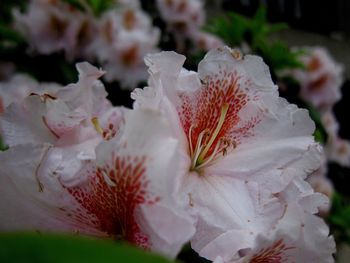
304 102 328 144
0 136 8 151
0 232 175 263
61 0 85 11
0 24 25 43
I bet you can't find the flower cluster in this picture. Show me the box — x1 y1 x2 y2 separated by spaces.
14 0 160 89
155 0 223 52
12 0 223 89
0 47 335 262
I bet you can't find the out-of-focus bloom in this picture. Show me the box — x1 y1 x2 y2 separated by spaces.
307 151 333 215
13 0 97 61
0 62 195 257
156 0 205 37
322 111 350 167
132 46 326 260
89 6 160 88
289 47 343 112
194 32 224 51
156 0 213 52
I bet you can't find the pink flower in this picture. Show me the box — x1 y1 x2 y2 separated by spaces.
132 47 325 260
194 32 225 51
156 0 205 51
307 151 333 215
322 111 350 167
289 47 343 112
0 62 195 257
213 177 335 263
13 0 97 60
88 6 160 89
0 63 115 184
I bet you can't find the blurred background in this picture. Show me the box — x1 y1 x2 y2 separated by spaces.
1 0 350 262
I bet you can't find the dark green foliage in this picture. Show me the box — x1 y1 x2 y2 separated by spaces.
0 232 175 263
62 0 117 16
206 5 303 72
328 193 350 245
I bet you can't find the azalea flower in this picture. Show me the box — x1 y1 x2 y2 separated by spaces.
13 0 97 60
88 5 160 89
322 111 350 167
213 176 335 263
194 32 225 51
307 151 333 215
156 0 206 51
132 46 326 260
0 63 195 257
289 47 343 112
0 62 114 184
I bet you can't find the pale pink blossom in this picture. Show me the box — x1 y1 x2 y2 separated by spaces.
322 111 350 167
13 0 97 60
156 0 205 36
156 0 205 51
88 6 160 89
194 32 225 51
132 47 324 260
0 63 115 186
0 108 195 257
0 62 195 257
213 177 335 263
290 47 343 111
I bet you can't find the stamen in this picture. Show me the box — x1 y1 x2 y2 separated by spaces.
92 117 104 135
196 139 223 169
191 129 209 169
197 103 229 164
100 169 116 187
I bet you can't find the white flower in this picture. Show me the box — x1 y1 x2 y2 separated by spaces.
289 47 343 111
13 0 97 60
322 111 350 167
214 177 335 263
132 46 324 260
88 6 160 89
0 62 195 257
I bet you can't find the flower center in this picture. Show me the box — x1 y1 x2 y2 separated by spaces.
189 103 234 170
92 117 117 140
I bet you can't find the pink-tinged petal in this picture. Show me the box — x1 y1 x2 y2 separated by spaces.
0 95 85 147
207 100 321 192
56 62 110 118
239 213 335 263
286 47 343 111
196 228 254 261
181 174 283 259
0 95 57 146
62 109 195 257
0 143 102 235
139 203 195 258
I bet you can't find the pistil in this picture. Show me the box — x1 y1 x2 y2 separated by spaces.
189 103 231 170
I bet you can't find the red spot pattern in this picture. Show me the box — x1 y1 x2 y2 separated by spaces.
178 69 260 159
250 239 295 263
67 155 159 249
